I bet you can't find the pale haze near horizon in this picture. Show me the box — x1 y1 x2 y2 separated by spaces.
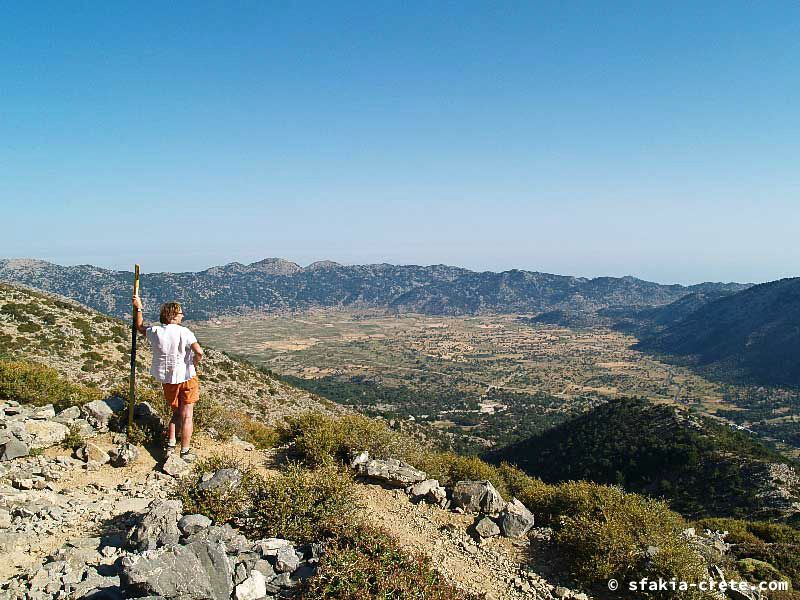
1 3 799 286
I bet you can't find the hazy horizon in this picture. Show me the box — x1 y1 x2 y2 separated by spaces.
0 254 767 287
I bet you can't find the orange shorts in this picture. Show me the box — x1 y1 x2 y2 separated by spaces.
162 376 199 409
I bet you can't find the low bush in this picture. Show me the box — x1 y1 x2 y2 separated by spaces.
237 417 280 449
177 455 261 525
415 451 512 498
299 523 482 600
0 359 103 410
61 423 85 450
240 463 357 543
553 482 708 593
278 412 417 467
694 518 800 590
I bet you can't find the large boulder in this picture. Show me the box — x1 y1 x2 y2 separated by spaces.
53 405 81 424
120 540 233 600
0 439 28 461
499 498 535 538
358 458 427 487
108 442 140 467
76 442 110 465
81 397 125 431
24 419 69 449
451 480 505 515
162 455 189 478
178 514 212 536
235 570 266 600
474 516 501 538
407 479 447 505
128 500 183 552
274 546 301 573
197 469 242 493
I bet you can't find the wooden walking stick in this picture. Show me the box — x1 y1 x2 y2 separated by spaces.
127 264 140 436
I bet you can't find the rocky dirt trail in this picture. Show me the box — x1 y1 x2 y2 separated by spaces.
356 482 553 600
1 396 580 600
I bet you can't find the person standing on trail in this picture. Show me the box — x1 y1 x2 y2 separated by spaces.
132 295 203 462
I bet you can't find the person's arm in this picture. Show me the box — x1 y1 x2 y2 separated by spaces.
132 295 148 335
191 342 204 366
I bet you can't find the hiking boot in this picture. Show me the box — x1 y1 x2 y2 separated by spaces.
165 441 177 456
179 449 197 463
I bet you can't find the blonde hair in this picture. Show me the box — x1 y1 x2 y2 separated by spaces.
159 302 183 324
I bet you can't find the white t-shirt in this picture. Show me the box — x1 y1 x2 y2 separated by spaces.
145 324 198 384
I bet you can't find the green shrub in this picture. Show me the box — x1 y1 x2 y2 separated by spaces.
0 359 103 410
279 412 421 467
695 518 800 589
177 455 261 524
61 423 85 450
240 463 357 543
553 483 709 593
18 322 41 333
299 523 481 600
238 417 280 449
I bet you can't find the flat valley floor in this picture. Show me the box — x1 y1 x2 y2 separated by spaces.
192 311 783 451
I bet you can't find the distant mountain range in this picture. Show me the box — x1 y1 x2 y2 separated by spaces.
634 277 800 387
0 258 749 320
486 397 800 523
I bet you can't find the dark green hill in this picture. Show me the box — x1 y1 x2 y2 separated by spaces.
635 277 800 387
601 290 735 337
485 398 800 521
0 258 748 320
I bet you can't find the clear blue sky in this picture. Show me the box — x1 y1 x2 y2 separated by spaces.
1 2 798 284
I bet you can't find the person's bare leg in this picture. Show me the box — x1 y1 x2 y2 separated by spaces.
180 402 194 451
167 409 179 446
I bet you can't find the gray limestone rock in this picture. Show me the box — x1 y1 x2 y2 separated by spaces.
178 514 212 535
252 558 276 579
235 570 266 600
230 436 256 451
274 546 301 573
162 454 189 478
108 442 140 467
407 479 447 505
186 524 251 555
499 498 535 538
474 516 501 538
81 397 124 431
128 500 183 551
31 405 56 420
452 480 505 515
0 439 28 461
255 538 292 556
197 468 242 492
53 405 81 424
358 458 427 486
120 541 232 600
77 442 111 464
24 420 69 449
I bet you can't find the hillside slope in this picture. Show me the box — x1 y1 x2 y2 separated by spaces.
0 258 748 320
486 398 800 522
0 282 342 425
636 277 800 387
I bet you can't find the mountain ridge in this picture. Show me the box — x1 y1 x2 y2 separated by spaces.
0 257 751 321
635 276 800 387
